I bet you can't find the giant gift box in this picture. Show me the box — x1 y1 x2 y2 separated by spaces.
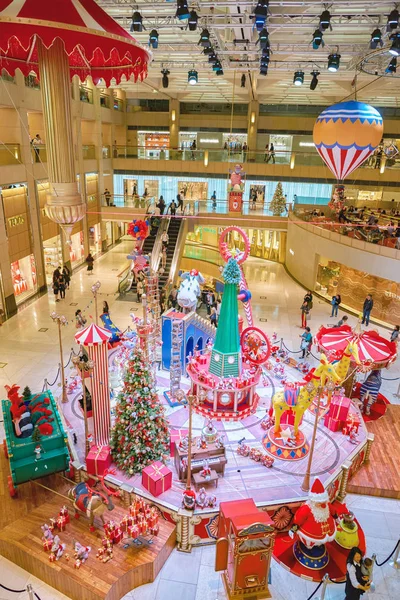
323 414 343 432
142 461 172 497
329 395 351 421
86 445 112 476
169 428 188 456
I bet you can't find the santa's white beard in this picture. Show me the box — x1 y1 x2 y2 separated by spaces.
306 501 329 523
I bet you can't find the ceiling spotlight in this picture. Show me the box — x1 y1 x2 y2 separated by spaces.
216 67 224 76
260 54 270 66
260 65 268 76
386 57 397 73
310 70 320 90
212 60 222 71
149 29 159 49
312 29 324 49
161 69 170 88
389 32 400 56
387 8 400 31
293 70 304 86
319 9 332 31
208 53 218 64
188 10 199 31
203 47 214 55
199 29 211 48
241 74 246 87
254 1 269 30
176 0 190 21
130 11 143 33
188 69 198 85
327 52 341 72
370 28 383 49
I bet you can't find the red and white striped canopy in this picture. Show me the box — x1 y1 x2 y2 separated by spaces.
75 323 112 346
0 0 151 84
315 325 397 369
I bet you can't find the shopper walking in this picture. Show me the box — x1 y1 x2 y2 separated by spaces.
263 143 269 163
161 245 167 270
266 143 275 164
75 309 87 329
86 252 94 274
390 324 400 343
62 264 71 289
330 294 341 317
304 291 313 318
176 192 184 213
300 300 309 328
300 327 312 358
104 188 111 206
157 196 166 215
210 304 218 328
58 274 66 299
31 134 43 162
169 200 177 216
53 277 60 302
102 301 109 315
362 294 373 326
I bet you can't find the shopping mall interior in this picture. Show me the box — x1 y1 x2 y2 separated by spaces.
0 2 400 600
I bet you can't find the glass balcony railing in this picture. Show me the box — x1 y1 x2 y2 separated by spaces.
100 94 110 109
25 74 40 90
82 145 96 160
293 206 400 252
31 144 47 163
0 144 21 166
79 86 94 104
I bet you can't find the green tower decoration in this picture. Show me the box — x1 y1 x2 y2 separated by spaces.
209 258 242 378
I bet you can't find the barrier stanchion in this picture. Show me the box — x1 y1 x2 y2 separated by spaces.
27 584 34 600
388 540 400 569
314 573 329 600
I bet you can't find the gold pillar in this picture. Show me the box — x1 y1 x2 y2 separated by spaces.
364 433 375 463
337 460 351 502
38 39 85 242
178 513 191 553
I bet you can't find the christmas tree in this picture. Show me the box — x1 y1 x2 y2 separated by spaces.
110 345 170 475
270 182 286 216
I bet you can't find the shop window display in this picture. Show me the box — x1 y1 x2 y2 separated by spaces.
137 131 170 159
11 254 37 303
43 235 63 285
315 258 400 325
70 231 85 267
178 181 208 201
89 224 102 257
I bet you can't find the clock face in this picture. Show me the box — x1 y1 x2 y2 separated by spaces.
238 537 271 553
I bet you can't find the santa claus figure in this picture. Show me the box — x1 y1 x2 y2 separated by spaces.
292 478 345 570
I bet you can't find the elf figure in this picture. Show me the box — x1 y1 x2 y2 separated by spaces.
34 444 43 461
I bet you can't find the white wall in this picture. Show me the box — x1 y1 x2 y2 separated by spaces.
286 214 400 287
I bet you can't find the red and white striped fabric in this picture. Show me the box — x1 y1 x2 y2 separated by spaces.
315 325 397 369
75 323 112 446
315 144 373 182
75 323 112 346
0 0 151 84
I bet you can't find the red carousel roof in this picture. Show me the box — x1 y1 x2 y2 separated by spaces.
315 325 397 369
0 0 151 84
75 323 111 346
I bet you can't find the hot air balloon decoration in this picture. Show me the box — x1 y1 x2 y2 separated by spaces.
313 100 383 182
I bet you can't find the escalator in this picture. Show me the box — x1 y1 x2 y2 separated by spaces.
159 218 182 289
118 228 159 296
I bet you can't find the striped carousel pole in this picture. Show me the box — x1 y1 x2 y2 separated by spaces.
75 324 112 447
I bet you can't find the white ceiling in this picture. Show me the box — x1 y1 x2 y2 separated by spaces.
98 1 400 107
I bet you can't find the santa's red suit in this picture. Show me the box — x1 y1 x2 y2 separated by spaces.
294 478 345 549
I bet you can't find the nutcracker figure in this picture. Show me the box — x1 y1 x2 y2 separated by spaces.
215 499 276 599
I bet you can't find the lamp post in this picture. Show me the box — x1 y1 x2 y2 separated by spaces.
301 379 336 492
72 350 95 457
175 389 206 491
91 281 101 325
50 311 68 403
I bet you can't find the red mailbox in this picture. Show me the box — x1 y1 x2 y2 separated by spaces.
215 499 276 599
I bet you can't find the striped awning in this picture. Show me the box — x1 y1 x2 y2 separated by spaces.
75 323 112 346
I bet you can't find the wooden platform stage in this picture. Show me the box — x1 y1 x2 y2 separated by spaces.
0 454 176 600
348 405 400 499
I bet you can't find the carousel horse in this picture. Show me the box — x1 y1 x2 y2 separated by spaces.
68 482 115 531
272 354 341 435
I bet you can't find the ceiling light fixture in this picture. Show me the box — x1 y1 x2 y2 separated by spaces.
319 9 332 32
241 74 246 87
188 69 198 85
327 52 341 72
188 10 199 31
370 28 383 49
310 70 320 90
258 28 269 49
176 0 190 21
161 68 170 88
254 1 269 31
260 65 268 76
387 8 400 31
199 29 211 47
389 32 400 56
293 70 304 86
312 29 324 49
386 57 397 73
130 11 143 33
149 30 159 49
215 67 224 76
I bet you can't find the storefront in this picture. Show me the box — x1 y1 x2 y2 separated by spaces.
137 131 170 159
89 224 102 257
178 180 208 201
70 231 85 268
43 234 63 285
315 257 400 325
11 254 37 305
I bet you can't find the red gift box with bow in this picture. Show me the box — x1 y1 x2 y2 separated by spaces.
324 414 343 432
329 395 351 422
142 461 172 497
86 445 112 477
170 429 189 456
128 524 139 539
43 539 52 552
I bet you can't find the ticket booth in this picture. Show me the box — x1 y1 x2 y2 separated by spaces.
215 499 276 599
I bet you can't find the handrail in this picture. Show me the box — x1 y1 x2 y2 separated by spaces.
151 216 169 272
168 217 189 286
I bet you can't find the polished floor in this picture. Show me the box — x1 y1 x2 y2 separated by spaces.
0 240 399 600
